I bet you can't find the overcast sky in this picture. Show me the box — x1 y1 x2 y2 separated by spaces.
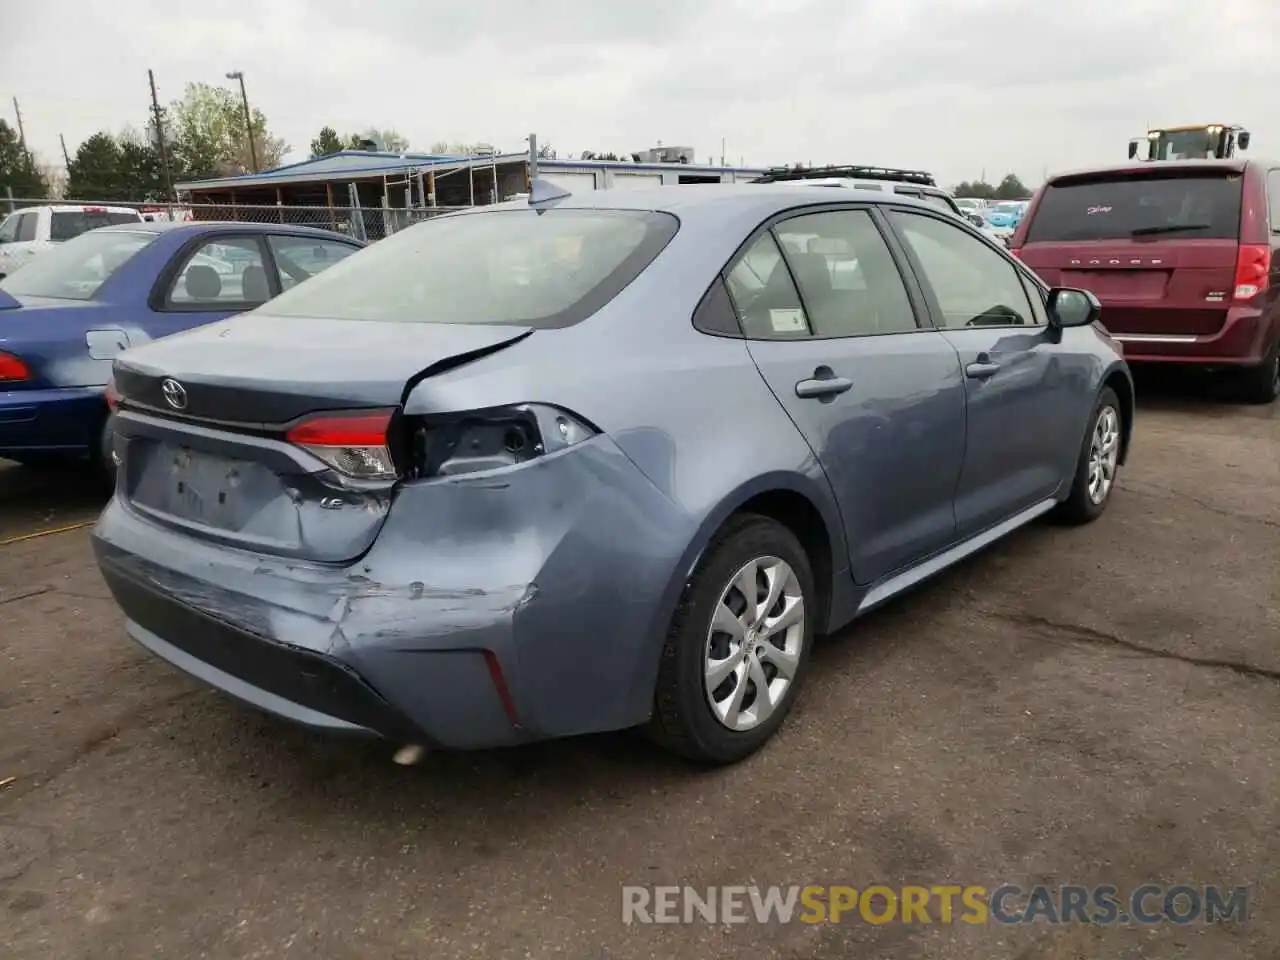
3 0 1276 188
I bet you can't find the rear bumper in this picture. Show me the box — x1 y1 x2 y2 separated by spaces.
91 436 695 749
0 385 106 456
1112 306 1274 365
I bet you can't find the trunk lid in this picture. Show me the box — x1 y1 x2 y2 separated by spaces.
112 315 532 563
1017 167 1244 337
1018 239 1238 335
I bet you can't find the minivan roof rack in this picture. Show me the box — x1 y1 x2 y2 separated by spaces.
752 165 938 187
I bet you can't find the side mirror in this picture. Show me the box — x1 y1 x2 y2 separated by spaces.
1046 287 1101 329
1237 130 1251 151
1127 140 1140 160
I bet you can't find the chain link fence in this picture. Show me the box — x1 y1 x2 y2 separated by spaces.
2 198 472 243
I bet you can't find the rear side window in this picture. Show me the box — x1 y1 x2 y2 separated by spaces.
50 210 141 242
1025 173 1243 243
16 213 37 242
259 209 678 328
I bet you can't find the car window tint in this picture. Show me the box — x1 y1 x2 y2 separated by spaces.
1269 170 1280 232
892 210 1035 328
168 237 270 307
1024 173 1243 242
49 211 140 242
268 235 359 291
724 232 810 339
16 214 37 242
774 210 918 337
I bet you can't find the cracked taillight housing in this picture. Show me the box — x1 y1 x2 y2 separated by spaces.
405 403 597 480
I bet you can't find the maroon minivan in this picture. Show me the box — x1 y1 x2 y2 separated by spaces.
1010 159 1279 403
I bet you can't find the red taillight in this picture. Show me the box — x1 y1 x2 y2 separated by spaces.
1008 247 1021 259
105 378 120 410
1234 244 1271 302
285 410 398 480
0 351 30 382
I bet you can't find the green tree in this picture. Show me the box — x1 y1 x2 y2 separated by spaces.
994 173 1031 200
117 128 168 201
0 119 48 198
310 126 346 158
953 179 997 200
66 132 126 200
360 128 409 152
169 82 288 178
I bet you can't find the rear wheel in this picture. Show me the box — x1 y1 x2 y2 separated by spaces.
1053 387 1122 526
1236 339 1280 405
648 515 815 764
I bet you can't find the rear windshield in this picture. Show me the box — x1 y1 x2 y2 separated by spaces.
259 208 679 327
0 230 155 300
1025 173 1243 243
50 210 142 242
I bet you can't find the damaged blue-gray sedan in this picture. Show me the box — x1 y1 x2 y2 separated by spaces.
93 182 1133 765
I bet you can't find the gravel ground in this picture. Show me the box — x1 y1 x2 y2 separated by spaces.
1 376 1276 960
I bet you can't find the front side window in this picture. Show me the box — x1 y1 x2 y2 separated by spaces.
0 230 155 300
259 209 678 328
16 214 37 242
725 232 810 340
268 235 359 291
167 237 271 307
0 215 17 243
773 210 918 337
891 210 1036 328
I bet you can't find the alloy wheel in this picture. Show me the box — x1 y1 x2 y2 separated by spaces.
703 556 805 732
1087 405 1120 505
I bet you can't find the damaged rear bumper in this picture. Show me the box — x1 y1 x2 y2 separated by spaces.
92 436 696 750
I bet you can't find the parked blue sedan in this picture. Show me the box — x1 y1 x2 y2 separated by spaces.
0 221 363 476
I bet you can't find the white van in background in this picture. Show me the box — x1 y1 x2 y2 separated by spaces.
0 204 144 278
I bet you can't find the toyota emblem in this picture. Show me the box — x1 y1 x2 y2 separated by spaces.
160 378 188 411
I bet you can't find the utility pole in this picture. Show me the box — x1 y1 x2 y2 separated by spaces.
225 71 259 172
59 134 71 168
12 98 29 158
148 69 175 202
528 133 538 181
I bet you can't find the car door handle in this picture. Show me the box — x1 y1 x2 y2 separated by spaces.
965 360 1001 379
795 374 853 399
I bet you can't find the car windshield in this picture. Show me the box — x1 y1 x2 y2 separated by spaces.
50 210 142 242
259 208 679 327
1024 173 1243 243
0 230 156 300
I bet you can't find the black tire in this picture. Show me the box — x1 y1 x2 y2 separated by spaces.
1053 387 1122 526
1236 338 1280 405
96 414 118 489
647 514 816 765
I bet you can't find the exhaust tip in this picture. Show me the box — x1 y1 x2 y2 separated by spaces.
392 744 427 766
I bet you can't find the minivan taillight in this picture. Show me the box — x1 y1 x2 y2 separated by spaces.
1233 244 1271 302
286 409 398 480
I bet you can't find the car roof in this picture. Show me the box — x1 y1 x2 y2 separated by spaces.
510 182 943 219
93 220 361 242
1045 158 1273 185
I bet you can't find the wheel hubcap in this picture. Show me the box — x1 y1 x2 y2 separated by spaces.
1087 405 1120 505
703 556 805 732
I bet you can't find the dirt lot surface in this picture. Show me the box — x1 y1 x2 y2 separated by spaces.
1 377 1277 960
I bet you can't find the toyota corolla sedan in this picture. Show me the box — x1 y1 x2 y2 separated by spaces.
94 183 1133 765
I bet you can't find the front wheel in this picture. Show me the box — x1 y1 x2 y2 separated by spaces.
648 515 815 764
1053 387 1122 526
